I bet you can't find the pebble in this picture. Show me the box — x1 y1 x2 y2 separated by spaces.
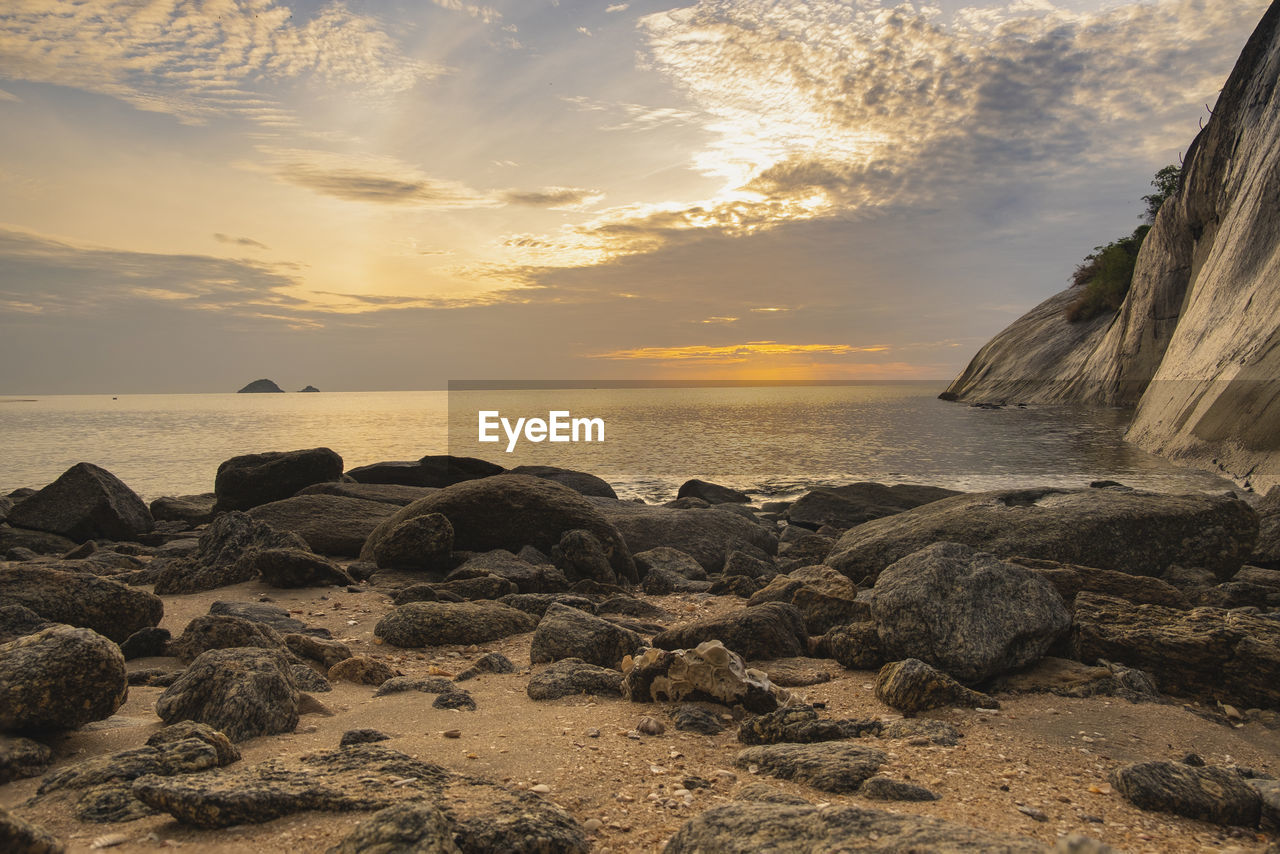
531 784 551 794
583 818 603 833
443 730 462 739
1017 806 1048 822
586 728 601 738
90 835 129 850
637 716 666 735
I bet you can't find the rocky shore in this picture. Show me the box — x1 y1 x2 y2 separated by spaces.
3 450 1280 852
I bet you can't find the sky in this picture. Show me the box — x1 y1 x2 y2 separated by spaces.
0 0 1269 393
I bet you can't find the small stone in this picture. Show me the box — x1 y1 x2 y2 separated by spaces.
443 730 462 739
583 818 603 833
586 728 601 738
637 716 666 736
1017 806 1048 822
531 783 551 794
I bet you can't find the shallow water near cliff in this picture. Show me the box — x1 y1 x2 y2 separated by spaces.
0 383 1233 502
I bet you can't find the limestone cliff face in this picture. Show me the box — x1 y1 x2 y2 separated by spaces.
945 1 1280 488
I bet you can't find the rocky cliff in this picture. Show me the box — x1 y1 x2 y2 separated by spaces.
944 1 1280 489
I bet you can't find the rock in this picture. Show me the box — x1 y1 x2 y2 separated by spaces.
748 657 838 687
1071 592 1280 708
666 802 1039 852
0 604 52 644
208 600 314 635
786 483 961 531
168 614 287 663
0 735 52 784
988 657 1159 703
1112 761 1261 826
737 704 880 746
1251 778 1280 831
880 719 963 746
0 526 77 556
826 488 1257 584
641 565 711 595
623 641 787 713
652 602 808 661
0 805 65 854
816 621 884 670
328 656 398 686
297 482 438 506
527 658 624 700
445 781 588 854
510 465 617 499
551 529 617 585
874 658 997 716
339 729 391 747
453 652 516 682
776 532 836 570
374 676 455 697
325 802 461 854
671 704 724 735
723 549 775 579
633 547 709 581
214 448 344 512
432 689 476 710
149 493 217 525
871 542 1071 683
1254 487 1280 567
749 565 857 604
1010 557 1190 609
238 378 284 393
375 601 538 647
530 602 643 668
363 475 635 583
392 584 442 605
7 462 153 543
860 776 941 801
496 593 595 618
450 550 568 594
372 512 454 570
38 726 237 798
734 742 886 793
347 455 504 488
153 512 308 595
120 626 171 660
678 479 750 504
248 495 397 557
597 596 668 620
0 625 127 730
589 499 775 573
292 665 332 693
252 548 353 587
734 783 809 804
156 647 299 742
707 574 763 597
284 634 353 669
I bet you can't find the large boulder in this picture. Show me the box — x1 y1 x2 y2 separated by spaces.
152 512 307 594
213 447 343 512
362 475 635 584
529 603 643 669
1071 592 1280 709
7 462 153 543
1010 557 1189 609
346 455 504 488
826 487 1257 584
677 479 750 504
527 658 624 700
374 601 538 647
155 647 299 742
786 483 960 531
250 548 353 588
733 743 886 793
587 499 776 573
871 543 1070 683
0 625 128 730
168 615 287 663
510 465 617 499
295 482 437 506
874 658 997 716
149 493 216 525
652 602 807 661
0 565 163 643
449 550 568 594
248 495 396 557
1112 761 1261 826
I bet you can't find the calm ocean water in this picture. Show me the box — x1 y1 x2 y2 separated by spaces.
0 384 1232 503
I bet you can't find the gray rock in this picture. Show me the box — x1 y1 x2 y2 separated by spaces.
284 634 353 669
733 743 886 793
0 604 53 644
589 498 775 572
120 626 171 660
7 462 153 543
0 735 53 784
1112 761 1261 826
551 529 617 585
296 482 437 506
0 526 77 556
450 549 568 594
860 775 941 801
633 546 708 581
733 783 808 805
597 596 668 620
453 652 516 682
872 542 1071 683
0 625 127 730
510 465 617 499
328 656 399 686
149 493 216 525
363 475 635 584
292 665 333 693
641 565 711 595
375 601 538 647
0 805 65 854
527 658 624 700
677 479 750 504
786 483 960 531
1011 557 1190 609
723 549 775 579
339 729 391 747
156 647 299 742
671 704 724 735
816 621 884 670
0 565 163 643
874 658 997 716
530 603 643 668
208 600 313 635
214 447 344 512
665 802 1040 852
496 593 596 618
248 495 397 557
372 512 454 571
346 455 503 488
432 689 476 710
737 704 881 746
988 657 1159 703
325 802 461 854
374 676 456 697
652 602 807 661
252 547 353 588
826 488 1258 584
880 718 963 746
168 614 287 663
153 512 308 595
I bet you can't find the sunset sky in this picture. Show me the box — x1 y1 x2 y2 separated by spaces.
0 0 1267 392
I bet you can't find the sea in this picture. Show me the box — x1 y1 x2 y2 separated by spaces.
0 383 1234 504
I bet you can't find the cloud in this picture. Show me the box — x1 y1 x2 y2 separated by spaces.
278 164 492 207
577 27 594 37
698 316 738 324
499 187 603 209
593 341 889 361
562 95 699 131
430 0 502 25
0 87 20 103
0 1 438 124
213 233 269 251
606 4 630 12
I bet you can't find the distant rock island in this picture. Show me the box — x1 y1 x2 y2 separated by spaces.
237 379 285 394
298 385 320 393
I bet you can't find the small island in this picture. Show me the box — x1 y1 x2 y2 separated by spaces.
298 385 320 393
236 379 285 393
